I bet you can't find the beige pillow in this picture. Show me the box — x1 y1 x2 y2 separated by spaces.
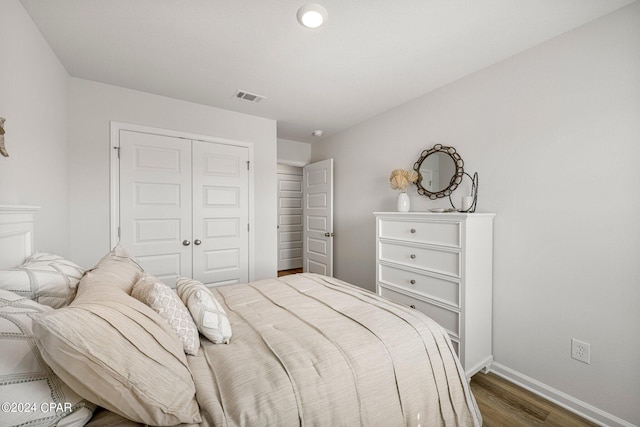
176 277 232 344
80 245 143 295
131 273 200 356
0 252 84 308
31 250 201 426
0 289 95 426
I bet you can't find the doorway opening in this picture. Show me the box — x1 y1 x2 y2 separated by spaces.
276 159 334 278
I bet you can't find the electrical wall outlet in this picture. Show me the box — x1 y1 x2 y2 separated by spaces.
571 339 591 364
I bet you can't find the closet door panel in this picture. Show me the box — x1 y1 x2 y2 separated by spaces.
192 141 249 286
119 131 192 284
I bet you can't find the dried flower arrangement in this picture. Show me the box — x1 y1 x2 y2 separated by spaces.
0 118 7 157
389 168 418 191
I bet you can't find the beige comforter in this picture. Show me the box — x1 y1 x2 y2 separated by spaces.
188 273 481 427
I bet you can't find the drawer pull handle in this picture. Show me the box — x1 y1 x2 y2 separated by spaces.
409 304 416 309
410 228 416 234
410 254 416 259
410 279 416 285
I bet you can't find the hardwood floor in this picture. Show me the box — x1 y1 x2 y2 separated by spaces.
470 372 599 426
278 268 303 277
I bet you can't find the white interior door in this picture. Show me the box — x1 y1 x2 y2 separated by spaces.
303 159 334 276
277 166 303 271
192 141 249 286
119 130 192 283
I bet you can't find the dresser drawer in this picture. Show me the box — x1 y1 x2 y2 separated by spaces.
378 218 460 248
378 264 460 308
379 241 460 277
379 286 459 338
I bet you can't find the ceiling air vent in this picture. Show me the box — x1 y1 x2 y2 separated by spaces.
233 90 266 103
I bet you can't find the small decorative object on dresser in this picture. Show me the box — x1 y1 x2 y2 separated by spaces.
374 211 496 378
0 117 8 157
389 168 418 212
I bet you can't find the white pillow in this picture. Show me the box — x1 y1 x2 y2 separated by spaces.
0 252 84 308
176 277 232 344
131 273 200 356
0 289 95 426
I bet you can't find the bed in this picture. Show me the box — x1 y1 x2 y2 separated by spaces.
0 206 481 426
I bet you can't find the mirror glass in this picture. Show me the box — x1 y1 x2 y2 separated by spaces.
413 144 464 199
418 152 456 193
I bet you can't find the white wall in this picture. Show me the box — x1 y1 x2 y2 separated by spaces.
313 3 640 425
0 0 70 255
277 138 311 166
68 78 278 279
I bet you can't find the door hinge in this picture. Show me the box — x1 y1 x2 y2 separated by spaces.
117 226 121 238
246 160 250 170
247 223 250 232
114 146 120 158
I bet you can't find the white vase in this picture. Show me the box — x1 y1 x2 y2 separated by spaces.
397 192 410 212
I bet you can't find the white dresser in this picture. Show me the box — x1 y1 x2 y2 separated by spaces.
374 212 495 378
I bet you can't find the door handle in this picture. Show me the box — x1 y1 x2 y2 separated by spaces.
183 240 191 246
194 239 202 245
324 232 335 237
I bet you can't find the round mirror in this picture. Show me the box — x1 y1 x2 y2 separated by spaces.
413 144 464 199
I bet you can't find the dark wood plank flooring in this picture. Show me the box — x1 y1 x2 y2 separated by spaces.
277 268 303 277
470 372 598 426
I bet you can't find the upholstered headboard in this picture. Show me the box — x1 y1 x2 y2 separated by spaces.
0 205 40 269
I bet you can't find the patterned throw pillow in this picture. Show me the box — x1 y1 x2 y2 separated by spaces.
0 289 95 426
0 252 84 308
176 277 232 344
131 273 200 355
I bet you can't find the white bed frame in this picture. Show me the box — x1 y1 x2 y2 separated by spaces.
0 205 39 269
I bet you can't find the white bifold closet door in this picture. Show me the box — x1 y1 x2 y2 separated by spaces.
119 130 249 287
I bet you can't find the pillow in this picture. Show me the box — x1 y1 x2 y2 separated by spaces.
131 273 200 356
0 289 95 426
176 277 232 344
0 252 84 308
80 245 143 295
31 251 201 426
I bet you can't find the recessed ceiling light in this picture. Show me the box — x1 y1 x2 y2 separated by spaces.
297 4 328 29
312 130 324 137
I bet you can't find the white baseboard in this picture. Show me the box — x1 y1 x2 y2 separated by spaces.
489 363 635 427
466 355 493 379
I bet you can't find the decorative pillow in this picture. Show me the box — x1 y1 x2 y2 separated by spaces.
0 289 95 426
31 251 201 426
131 273 200 356
176 277 232 344
0 252 84 308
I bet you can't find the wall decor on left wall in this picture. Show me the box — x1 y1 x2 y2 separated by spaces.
0 117 8 157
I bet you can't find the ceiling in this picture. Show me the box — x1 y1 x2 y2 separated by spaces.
21 0 635 143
